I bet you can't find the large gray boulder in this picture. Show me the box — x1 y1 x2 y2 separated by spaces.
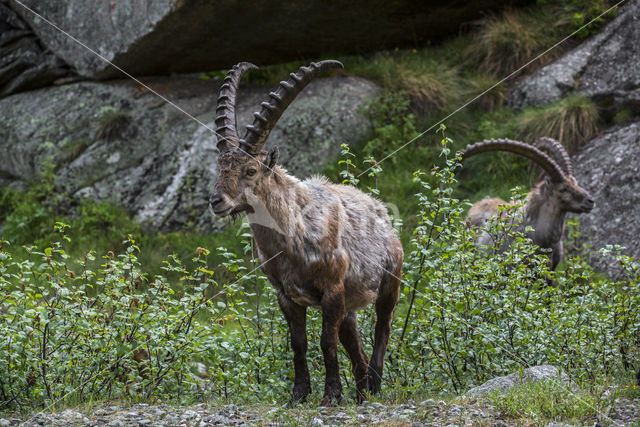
508 0 640 115
0 75 379 231
0 2 69 97
465 365 569 397
571 120 640 275
8 0 529 80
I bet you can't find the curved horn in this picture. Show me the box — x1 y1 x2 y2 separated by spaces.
461 138 566 182
215 62 258 153
240 60 344 154
534 136 573 176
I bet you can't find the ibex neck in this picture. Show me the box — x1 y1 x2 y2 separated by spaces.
247 166 305 256
525 194 566 249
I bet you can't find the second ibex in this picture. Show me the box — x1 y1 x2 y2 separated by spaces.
209 61 403 405
462 137 594 271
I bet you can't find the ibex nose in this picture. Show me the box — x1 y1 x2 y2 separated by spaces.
583 196 595 212
209 192 223 209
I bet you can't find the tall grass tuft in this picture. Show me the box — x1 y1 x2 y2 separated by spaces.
350 52 465 115
515 95 600 154
466 9 558 78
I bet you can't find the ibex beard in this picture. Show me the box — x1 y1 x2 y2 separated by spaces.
210 61 403 405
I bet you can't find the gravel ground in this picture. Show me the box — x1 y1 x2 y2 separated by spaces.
1 397 638 426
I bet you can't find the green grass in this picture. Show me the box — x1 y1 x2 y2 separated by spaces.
488 379 615 425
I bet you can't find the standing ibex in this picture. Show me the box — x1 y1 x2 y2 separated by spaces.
209 61 403 405
462 138 594 270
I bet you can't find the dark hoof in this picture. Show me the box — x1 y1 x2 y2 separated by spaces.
289 383 310 404
320 394 341 407
321 382 342 406
367 366 382 394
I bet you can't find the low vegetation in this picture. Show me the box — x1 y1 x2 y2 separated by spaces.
1 0 634 422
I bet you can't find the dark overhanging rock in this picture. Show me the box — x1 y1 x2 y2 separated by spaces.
8 0 531 80
0 75 380 231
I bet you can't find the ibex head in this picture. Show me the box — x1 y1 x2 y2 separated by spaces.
209 61 343 217
461 137 595 214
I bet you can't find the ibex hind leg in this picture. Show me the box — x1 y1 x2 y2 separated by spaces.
339 311 369 403
320 281 346 406
367 262 402 394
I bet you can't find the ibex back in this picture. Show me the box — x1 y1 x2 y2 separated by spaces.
209 61 403 405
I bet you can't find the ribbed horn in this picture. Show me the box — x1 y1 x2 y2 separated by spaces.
215 62 258 153
534 137 573 176
240 60 344 154
461 138 566 182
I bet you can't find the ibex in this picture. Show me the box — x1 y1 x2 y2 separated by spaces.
209 61 403 405
462 137 594 271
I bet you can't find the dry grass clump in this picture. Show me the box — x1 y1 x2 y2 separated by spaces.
466 9 558 78
97 105 130 141
351 51 465 116
515 95 600 154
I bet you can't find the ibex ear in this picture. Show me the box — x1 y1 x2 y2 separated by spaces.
539 176 551 195
264 146 279 173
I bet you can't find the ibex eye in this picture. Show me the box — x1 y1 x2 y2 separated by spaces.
246 168 257 177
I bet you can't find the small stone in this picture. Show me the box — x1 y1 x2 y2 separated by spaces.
310 417 324 426
420 399 437 408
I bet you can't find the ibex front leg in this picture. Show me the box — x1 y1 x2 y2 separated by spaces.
276 292 310 403
320 281 346 406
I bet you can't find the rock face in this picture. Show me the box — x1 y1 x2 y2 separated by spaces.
0 2 69 97
571 120 640 275
0 75 379 231
465 365 569 397
508 0 640 116
8 0 530 80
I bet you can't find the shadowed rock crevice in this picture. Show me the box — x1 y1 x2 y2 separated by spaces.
0 1 70 97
